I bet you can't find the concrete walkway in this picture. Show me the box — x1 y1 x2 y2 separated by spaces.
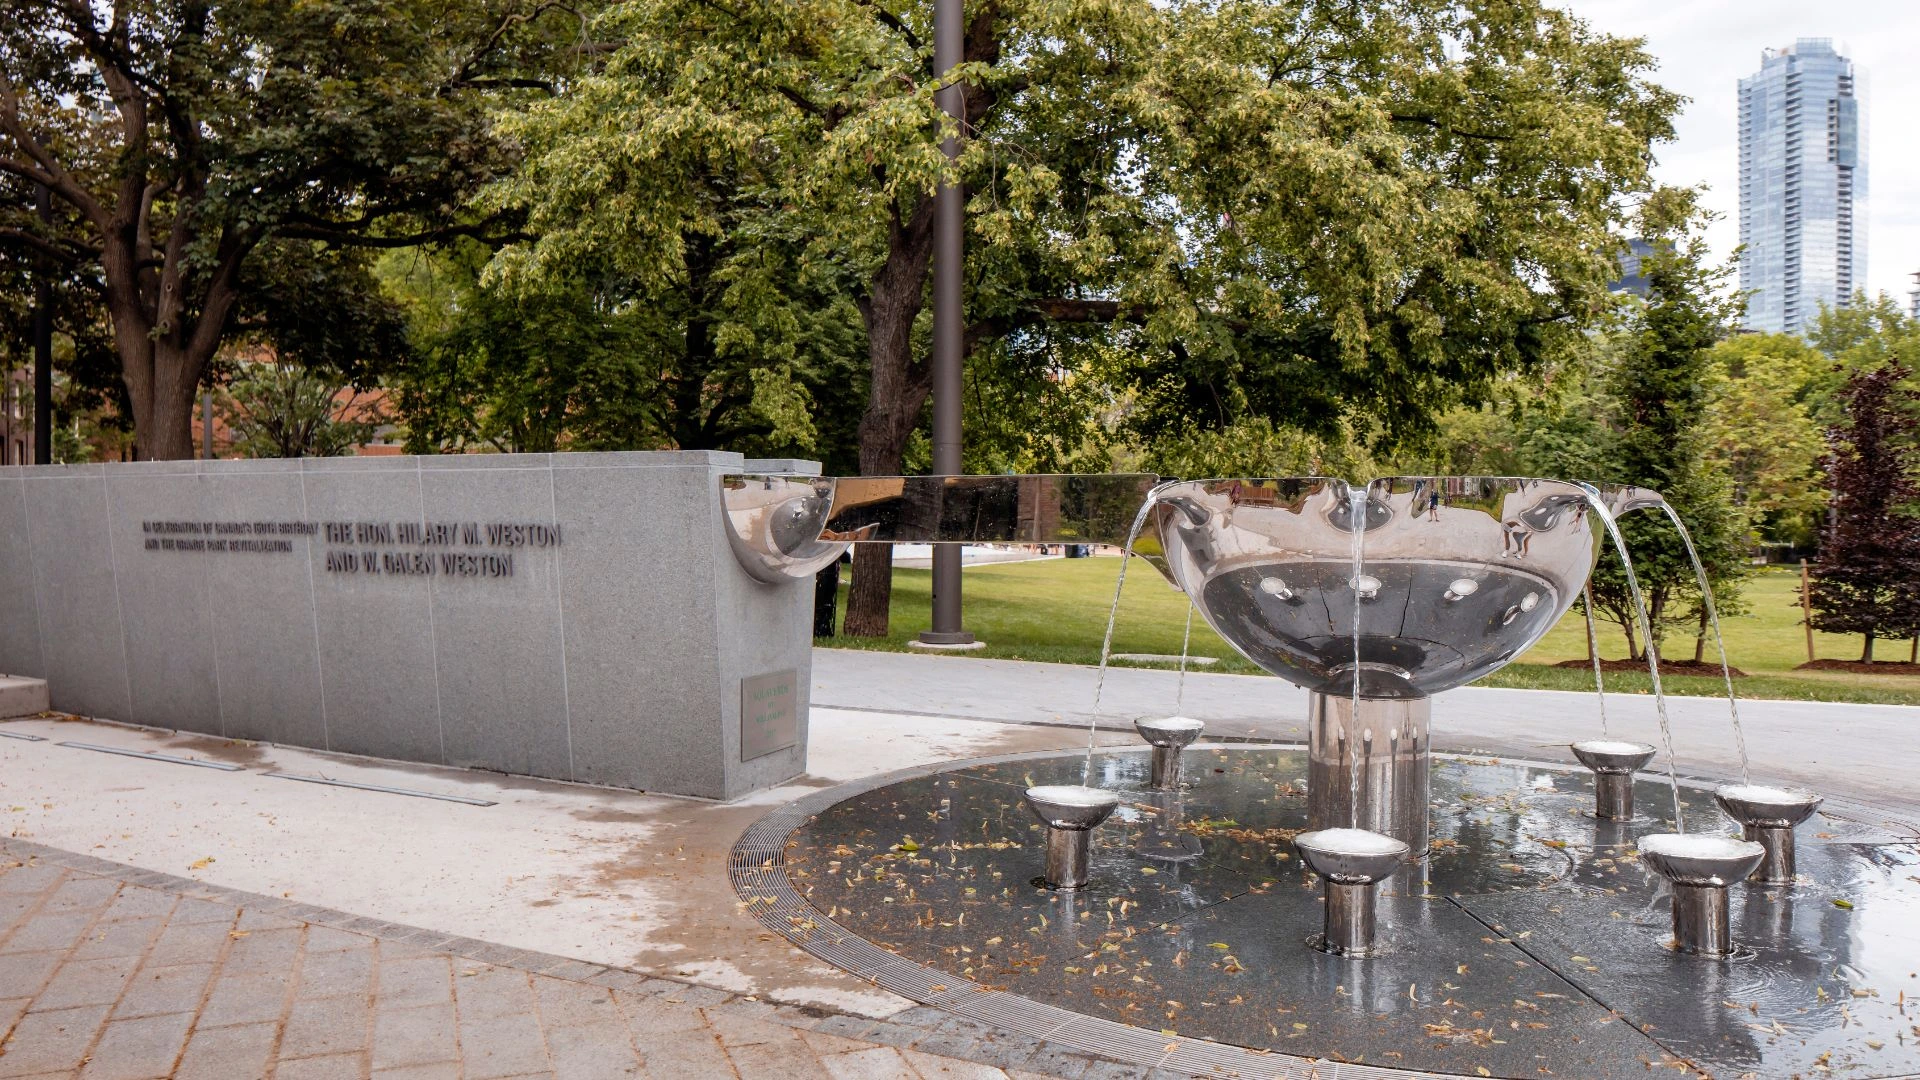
811 647 1920 814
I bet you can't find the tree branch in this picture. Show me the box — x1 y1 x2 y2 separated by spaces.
444 1 583 94
854 0 923 54
276 219 529 248
1388 114 1515 143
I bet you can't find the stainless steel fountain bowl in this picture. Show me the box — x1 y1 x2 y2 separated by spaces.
1022 785 1121 831
1139 477 1629 697
1294 828 1411 883
1713 785 1824 829
1134 716 1205 749
1637 833 1767 887
1570 740 1658 774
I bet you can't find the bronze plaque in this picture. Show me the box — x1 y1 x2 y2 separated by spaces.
741 669 799 761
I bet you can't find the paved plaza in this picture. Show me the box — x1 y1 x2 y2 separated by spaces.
3 648 1915 1078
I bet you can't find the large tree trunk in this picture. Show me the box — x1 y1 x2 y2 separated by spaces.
1862 633 1875 664
840 196 938 637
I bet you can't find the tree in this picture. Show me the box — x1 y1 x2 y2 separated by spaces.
1807 361 1920 662
1702 334 1827 546
384 240 857 456
1582 190 1747 661
494 0 1679 634
220 360 385 459
0 0 579 459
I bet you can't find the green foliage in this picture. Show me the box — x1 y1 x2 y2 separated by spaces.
221 362 385 459
1581 192 1747 658
1702 334 1827 545
0 0 583 457
1806 361 1920 660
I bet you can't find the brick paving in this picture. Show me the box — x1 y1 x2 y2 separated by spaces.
0 841 1147 1080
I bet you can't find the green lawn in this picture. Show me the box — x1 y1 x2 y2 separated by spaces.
821 558 1920 706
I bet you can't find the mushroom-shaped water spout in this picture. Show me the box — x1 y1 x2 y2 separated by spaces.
1569 740 1657 821
1023 785 1121 890
1712 785 1823 886
1293 828 1410 957
1134 717 1206 791
1638 833 1766 957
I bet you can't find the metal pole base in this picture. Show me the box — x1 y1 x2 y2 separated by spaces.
1044 827 1093 890
1671 882 1733 957
1150 746 1182 791
1595 772 1634 821
1307 692 1431 855
1321 880 1380 957
1745 824 1796 885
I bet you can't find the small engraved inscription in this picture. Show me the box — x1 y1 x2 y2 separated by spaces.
140 518 562 585
741 669 799 761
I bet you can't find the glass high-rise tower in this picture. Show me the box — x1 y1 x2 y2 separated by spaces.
1737 39 1866 335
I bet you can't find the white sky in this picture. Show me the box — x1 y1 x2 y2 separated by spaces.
1558 0 1920 306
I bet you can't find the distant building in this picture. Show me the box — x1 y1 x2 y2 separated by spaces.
1737 39 1866 335
1609 238 1660 296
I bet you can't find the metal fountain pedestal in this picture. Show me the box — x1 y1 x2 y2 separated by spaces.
1639 834 1767 957
1713 785 1824 885
1022 785 1121 891
1570 740 1658 820
1306 693 1431 855
1294 828 1411 957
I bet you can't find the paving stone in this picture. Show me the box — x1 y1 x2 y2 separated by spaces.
164 899 235 925
372 1066 462 1080
77 1013 194 1080
542 1022 645 1079
819 1046 921 1080
220 927 302 975
273 1054 368 1080
727 1034 834 1080
97 888 173 923
376 956 451 1009
372 1003 457 1070
0 996 27 1035
904 1048 1012 1079
231 909 303 933
458 1009 551 1079
30 955 139 1010
297 945 374 998
0 952 60 998
0 1003 108 1076
113 963 213 1020
0 864 64 896
649 982 731 1007
281 995 371 1058
1 913 93 955
619 993 709 1036
708 1010 804 1048
802 1028 882 1058
171 1020 278 1080
530 977 621 1030
41 876 119 916
70 919 164 962
304 925 372 952
633 1033 740 1078
0 896 35 937
452 965 535 1021
141 921 231 968
194 971 290 1028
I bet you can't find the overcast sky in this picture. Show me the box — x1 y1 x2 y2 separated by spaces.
1558 0 1920 307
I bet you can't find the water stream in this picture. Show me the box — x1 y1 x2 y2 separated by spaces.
1654 504 1752 784
1088 493 1160 785
1579 487 1686 831
1174 599 1196 715
1347 484 1368 829
1582 582 1610 738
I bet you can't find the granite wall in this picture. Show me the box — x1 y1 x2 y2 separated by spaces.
0 451 816 800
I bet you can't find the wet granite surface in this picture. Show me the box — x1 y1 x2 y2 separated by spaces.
783 747 1920 1078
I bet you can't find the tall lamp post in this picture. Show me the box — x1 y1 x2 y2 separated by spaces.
916 0 978 647
32 183 53 466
